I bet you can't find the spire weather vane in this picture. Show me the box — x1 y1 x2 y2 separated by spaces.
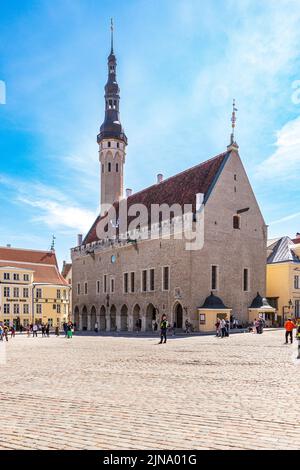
111 18 114 53
230 99 238 145
50 235 56 251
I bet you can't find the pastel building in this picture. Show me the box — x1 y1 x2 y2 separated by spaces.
0 247 71 328
267 235 300 324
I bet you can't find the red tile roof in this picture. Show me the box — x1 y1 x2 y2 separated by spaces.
0 248 68 286
0 247 57 266
83 151 229 244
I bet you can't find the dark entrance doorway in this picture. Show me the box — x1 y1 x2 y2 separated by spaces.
175 303 183 329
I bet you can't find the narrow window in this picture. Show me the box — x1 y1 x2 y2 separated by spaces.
162 267 170 291
211 266 218 291
84 282 88 295
243 268 249 292
97 280 100 294
150 269 155 292
294 275 299 289
102 164 104 173
57 290 61 299
233 215 240 230
111 278 115 293
103 275 108 294
108 162 111 173
131 272 135 293
200 314 206 325
117 142 120 149
142 270 147 292
124 273 129 294
295 300 300 317
116 163 119 172
77 283 80 295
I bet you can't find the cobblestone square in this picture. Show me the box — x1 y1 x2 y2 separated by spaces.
1 330 299 450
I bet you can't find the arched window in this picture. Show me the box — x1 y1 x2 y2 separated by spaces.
233 215 241 230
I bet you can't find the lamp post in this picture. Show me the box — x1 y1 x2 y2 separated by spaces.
289 299 293 318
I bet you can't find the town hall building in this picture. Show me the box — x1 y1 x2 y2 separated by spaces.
71 29 268 332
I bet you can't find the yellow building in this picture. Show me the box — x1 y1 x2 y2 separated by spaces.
0 246 71 329
266 236 300 325
61 261 72 319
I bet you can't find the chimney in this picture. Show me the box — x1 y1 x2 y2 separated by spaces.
126 189 133 198
77 234 83 246
157 174 163 184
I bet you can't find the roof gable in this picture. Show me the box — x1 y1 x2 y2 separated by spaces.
267 237 300 264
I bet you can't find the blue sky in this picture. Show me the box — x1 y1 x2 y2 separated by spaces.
1 0 300 267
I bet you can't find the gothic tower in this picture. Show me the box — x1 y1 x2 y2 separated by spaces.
97 21 128 213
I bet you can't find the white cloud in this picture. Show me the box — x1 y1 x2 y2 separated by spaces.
256 116 300 180
0 174 96 234
269 211 300 226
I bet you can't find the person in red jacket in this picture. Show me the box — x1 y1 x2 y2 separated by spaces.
284 319 296 344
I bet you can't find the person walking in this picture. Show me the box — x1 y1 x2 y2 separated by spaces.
32 324 38 338
225 319 230 337
220 319 227 338
215 319 221 337
0 325 3 341
284 318 296 344
3 325 9 342
55 325 60 337
159 315 168 344
67 322 73 339
46 323 50 338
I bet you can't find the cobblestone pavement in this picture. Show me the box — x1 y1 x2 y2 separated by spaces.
0 330 299 450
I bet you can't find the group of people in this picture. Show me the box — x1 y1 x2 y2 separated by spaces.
251 318 265 334
215 318 230 338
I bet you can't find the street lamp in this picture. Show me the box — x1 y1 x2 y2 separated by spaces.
289 299 293 319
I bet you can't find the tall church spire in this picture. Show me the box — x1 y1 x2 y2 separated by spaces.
97 20 127 145
98 21 128 213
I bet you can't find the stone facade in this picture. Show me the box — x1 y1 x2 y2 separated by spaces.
71 147 267 332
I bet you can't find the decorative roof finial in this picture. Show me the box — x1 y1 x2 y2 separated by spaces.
111 18 114 54
230 99 238 145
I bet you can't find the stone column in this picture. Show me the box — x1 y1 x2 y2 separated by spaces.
106 315 111 332
116 314 121 332
87 314 92 331
96 313 100 333
128 314 133 332
141 313 146 332
79 314 83 331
